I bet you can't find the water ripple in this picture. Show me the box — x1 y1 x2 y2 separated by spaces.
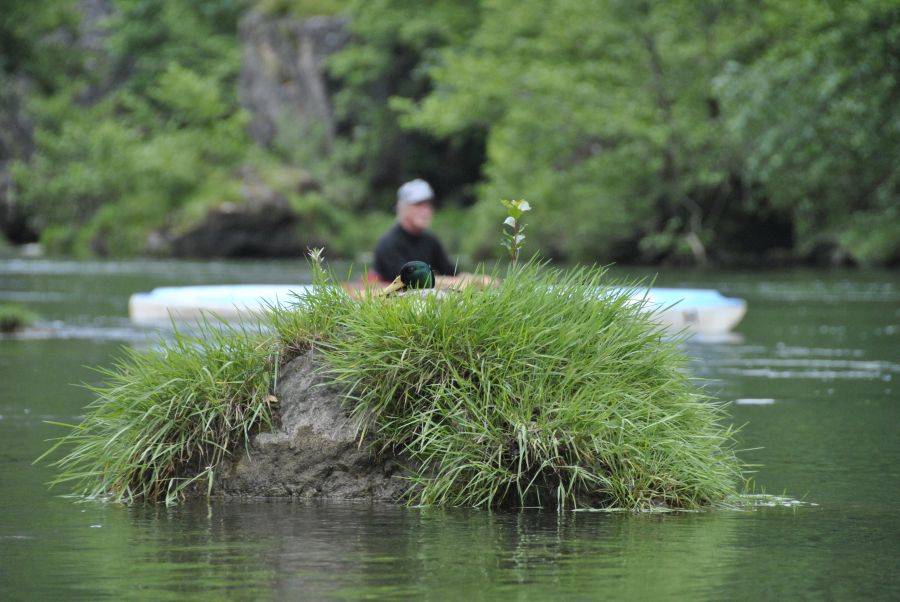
0 291 69 302
773 344 866 359
729 281 899 303
1 321 151 343
705 354 899 381
0 258 304 279
714 358 899 372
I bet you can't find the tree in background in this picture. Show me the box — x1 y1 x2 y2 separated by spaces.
0 2 85 92
326 0 485 211
4 0 897 265
394 0 786 263
0 1 84 244
717 0 900 266
390 0 897 265
11 0 250 255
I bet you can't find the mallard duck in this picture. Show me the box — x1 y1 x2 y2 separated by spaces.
381 261 435 295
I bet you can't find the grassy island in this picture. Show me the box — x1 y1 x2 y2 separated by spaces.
0 303 37 333
44 263 744 510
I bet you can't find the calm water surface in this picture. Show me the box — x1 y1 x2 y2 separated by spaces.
1 259 897 600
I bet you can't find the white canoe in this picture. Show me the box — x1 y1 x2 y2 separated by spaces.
129 284 311 325
128 284 746 334
632 288 747 335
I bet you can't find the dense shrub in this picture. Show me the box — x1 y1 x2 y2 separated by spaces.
274 263 744 510
45 262 743 510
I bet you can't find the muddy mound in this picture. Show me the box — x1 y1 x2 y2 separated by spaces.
215 349 413 500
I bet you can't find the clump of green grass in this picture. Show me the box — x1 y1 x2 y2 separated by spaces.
270 261 743 510
0 303 37 333
40 319 280 504
43 259 742 510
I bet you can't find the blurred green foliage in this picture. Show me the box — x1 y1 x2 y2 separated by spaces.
716 0 900 265
392 0 898 265
8 0 251 256
4 0 897 265
326 0 485 210
0 1 84 91
254 0 346 17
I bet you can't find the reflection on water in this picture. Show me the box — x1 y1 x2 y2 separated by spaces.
4 498 894 601
1 260 898 600
710 357 897 380
0 499 744 600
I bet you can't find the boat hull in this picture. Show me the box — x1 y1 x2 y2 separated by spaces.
128 285 312 325
631 288 747 335
128 284 747 334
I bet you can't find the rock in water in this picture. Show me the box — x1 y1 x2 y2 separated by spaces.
166 166 325 258
215 349 414 500
168 199 303 258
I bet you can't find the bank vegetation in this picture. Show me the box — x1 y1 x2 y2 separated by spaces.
4 0 896 266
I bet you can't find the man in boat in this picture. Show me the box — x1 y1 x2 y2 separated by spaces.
373 179 489 289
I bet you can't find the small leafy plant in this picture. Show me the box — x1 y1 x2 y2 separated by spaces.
501 199 531 267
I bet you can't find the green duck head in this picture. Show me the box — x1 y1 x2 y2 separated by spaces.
382 261 435 294
399 261 434 289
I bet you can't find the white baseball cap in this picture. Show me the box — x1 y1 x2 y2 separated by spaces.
397 179 435 205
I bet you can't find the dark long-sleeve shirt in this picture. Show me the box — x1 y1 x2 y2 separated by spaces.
373 224 456 281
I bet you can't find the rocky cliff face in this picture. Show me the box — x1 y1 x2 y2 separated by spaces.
239 12 349 150
215 349 414 500
164 12 350 258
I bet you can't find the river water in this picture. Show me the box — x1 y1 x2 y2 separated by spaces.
1 259 897 600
